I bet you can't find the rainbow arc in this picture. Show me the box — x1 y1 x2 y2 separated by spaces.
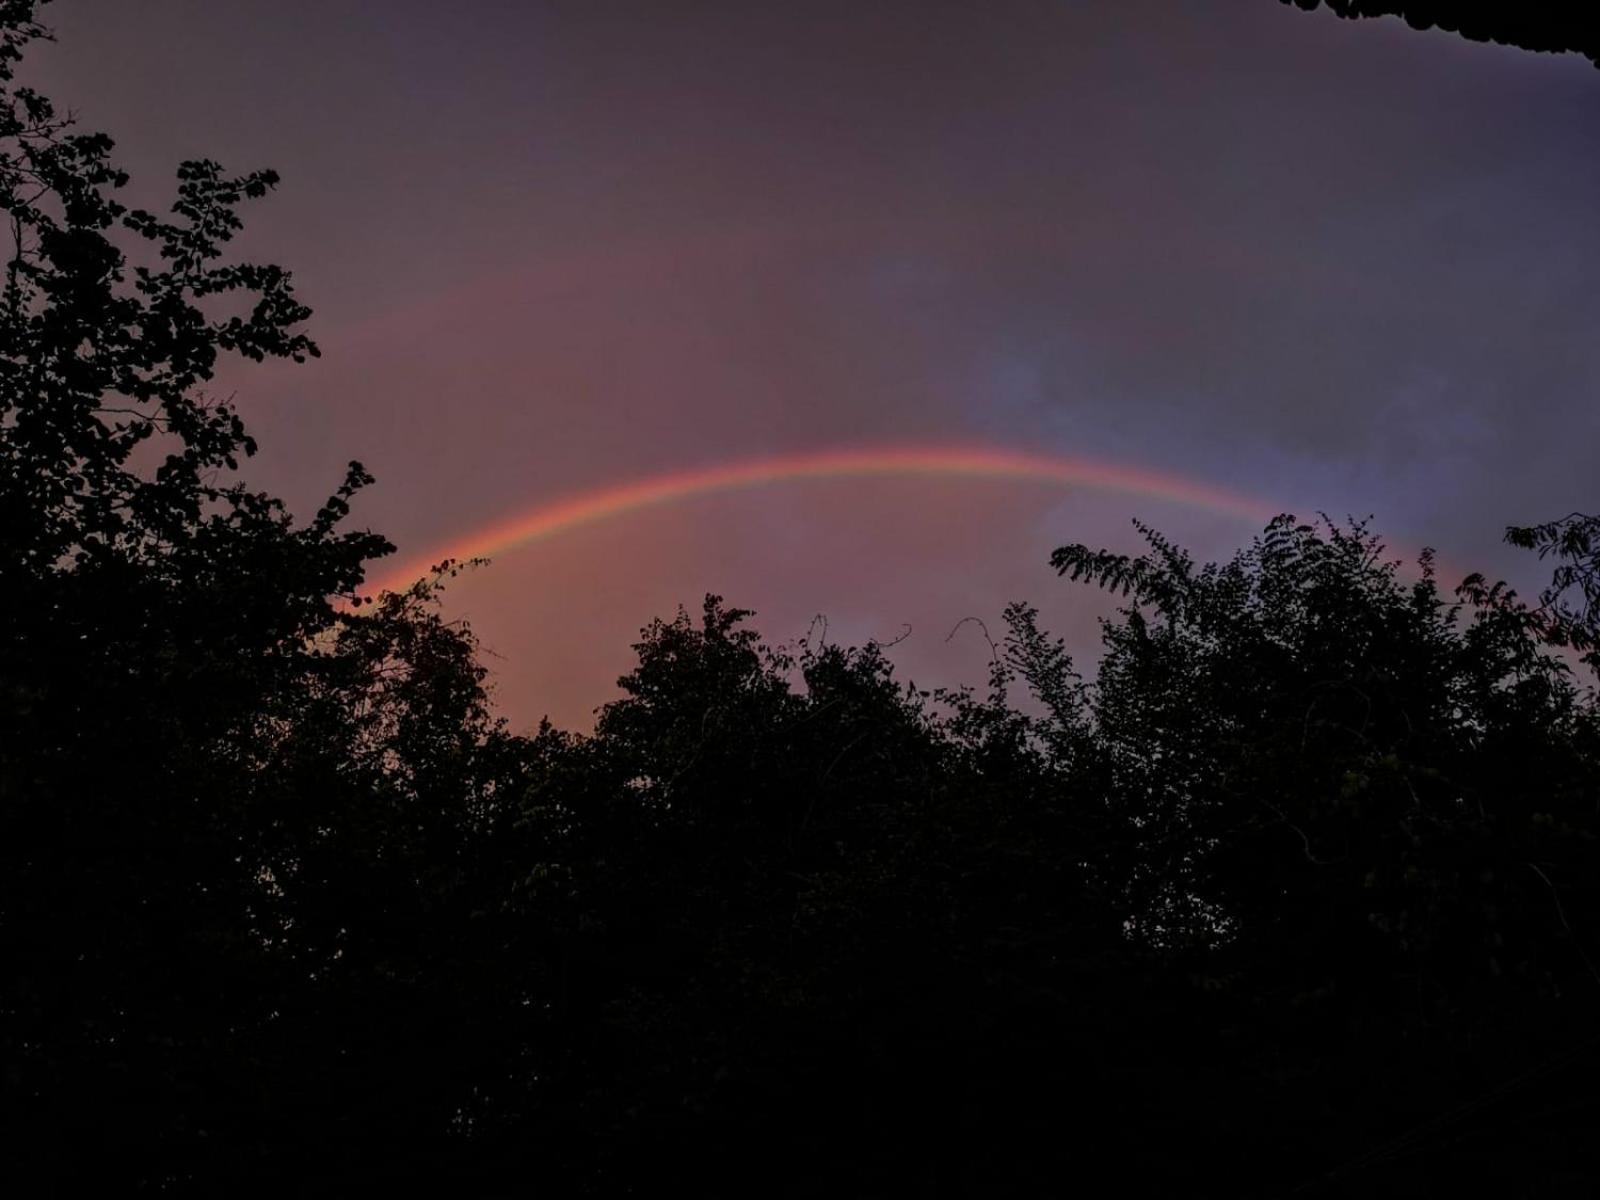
367 444 1279 595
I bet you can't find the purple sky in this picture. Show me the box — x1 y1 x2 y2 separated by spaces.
26 1 1600 729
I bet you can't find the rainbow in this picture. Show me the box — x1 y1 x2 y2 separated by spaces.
367 444 1280 595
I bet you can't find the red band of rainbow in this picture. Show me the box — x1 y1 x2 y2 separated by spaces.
366 444 1281 595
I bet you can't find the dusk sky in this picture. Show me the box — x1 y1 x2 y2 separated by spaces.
28 1 1599 730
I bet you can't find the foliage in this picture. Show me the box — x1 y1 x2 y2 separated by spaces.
1279 0 1600 67
1 4 518 1188
1503 510 1600 670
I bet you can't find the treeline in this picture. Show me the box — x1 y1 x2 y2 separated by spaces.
4 4 1600 1194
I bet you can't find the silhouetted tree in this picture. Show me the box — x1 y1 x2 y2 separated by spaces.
462 598 1189 1195
1055 515 1600 1192
1279 0 1600 67
1 5 525 1189
1505 511 1600 671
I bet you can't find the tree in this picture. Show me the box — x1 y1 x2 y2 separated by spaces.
1 5 525 1189
1054 515 1600 1191
1278 1 1600 67
1504 511 1600 672
466 597 1178 1195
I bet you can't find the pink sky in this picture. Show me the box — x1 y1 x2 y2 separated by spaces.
26 0 1599 728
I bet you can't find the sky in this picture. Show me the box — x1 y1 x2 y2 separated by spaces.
24 0 1600 731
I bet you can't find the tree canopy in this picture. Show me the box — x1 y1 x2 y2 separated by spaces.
1279 1 1600 67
